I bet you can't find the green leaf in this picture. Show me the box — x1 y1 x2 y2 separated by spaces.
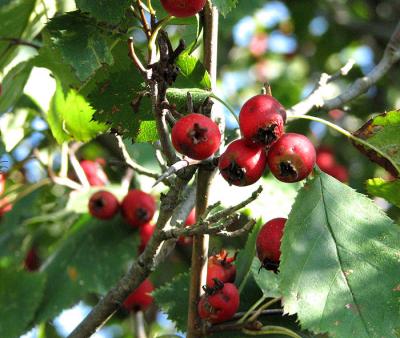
34 215 138 323
212 0 239 16
47 82 107 144
0 0 55 71
280 171 400 338
166 88 210 114
352 110 400 177
175 52 211 89
153 272 190 332
366 178 400 208
235 219 262 290
0 61 33 114
0 268 46 338
76 0 131 24
46 12 114 82
251 258 280 298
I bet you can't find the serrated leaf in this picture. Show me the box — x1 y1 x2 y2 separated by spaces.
212 0 239 16
280 171 400 338
153 272 190 332
0 61 33 114
34 215 138 323
251 258 280 298
175 53 211 89
235 219 262 289
76 0 130 24
46 12 114 82
0 268 46 338
366 178 400 208
352 110 400 177
47 81 107 144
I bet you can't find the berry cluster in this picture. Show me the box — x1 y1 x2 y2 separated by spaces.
198 250 240 323
219 94 316 186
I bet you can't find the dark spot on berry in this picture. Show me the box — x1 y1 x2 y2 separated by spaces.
92 197 105 210
279 161 298 180
259 258 280 273
188 123 208 145
252 124 278 146
136 208 149 221
221 161 246 185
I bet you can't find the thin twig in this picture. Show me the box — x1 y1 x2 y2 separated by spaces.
136 0 151 38
128 38 148 76
68 143 90 188
0 37 41 49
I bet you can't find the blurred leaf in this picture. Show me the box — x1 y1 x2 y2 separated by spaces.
352 110 400 177
251 258 280 298
47 82 107 144
166 88 210 113
212 0 239 16
46 12 114 82
34 215 138 323
0 268 46 338
75 0 130 24
366 178 400 208
175 52 211 89
235 219 262 289
280 171 400 338
0 0 55 71
153 272 190 332
0 61 33 114
0 108 30 151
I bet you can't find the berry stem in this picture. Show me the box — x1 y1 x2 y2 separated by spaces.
289 114 400 174
209 93 239 125
242 325 302 338
247 297 281 322
237 295 267 324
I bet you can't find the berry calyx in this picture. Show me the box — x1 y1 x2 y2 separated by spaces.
256 218 286 273
80 160 108 186
24 247 40 272
121 190 156 228
160 0 206 18
267 133 316 183
122 279 154 312
207 250 237 286
239 94 286 148
178 209 196 246
139 222 155 253
218 139 267 186
88 190 120 220
171 113 221 160
198 280 240 323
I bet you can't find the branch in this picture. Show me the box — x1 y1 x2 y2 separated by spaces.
0 37 41 49
288 21 400 116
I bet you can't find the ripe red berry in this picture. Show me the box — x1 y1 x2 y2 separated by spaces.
160 0 206 17
139 222 155 253
80 160 108 186
239 94 286 147
88 190 120 220
121 190 156 228
0 196 12 218
24 248 40 272
256 218 286 273
218 139 267 186
198 281 240 323
178 209 196 246
122 279 154 312
267 133 316 183
207 250 236 287
316 146 335 172
0 173 6 196
326 164 349 182
171 113 221 160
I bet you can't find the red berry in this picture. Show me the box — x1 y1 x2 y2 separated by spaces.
121 190 156 228
267 133 316 183
256 218 286 273
122 279 154 312
24 248 40 272
0 196 12 218
139 222 155 253
218 139 267 186
0 173 6 196
160 0 206 17
326 164 348 182
239 94 286 147
80 160 108 186
316 146 335 172
88 190 119 220
171 113 221 160
207 250 236 287
178 209 196 246
198 281 240 323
